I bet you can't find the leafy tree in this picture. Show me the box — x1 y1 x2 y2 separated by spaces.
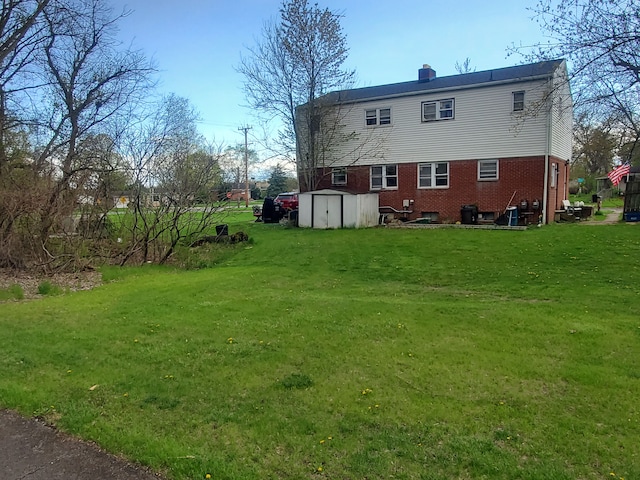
266 163 290 197
572 115 616 176
219 143 259 186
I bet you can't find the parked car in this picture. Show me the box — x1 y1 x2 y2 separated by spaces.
274 192 298 211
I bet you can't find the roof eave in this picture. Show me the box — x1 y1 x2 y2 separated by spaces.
334 73 558 106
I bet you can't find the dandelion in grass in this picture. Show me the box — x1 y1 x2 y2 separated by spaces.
205 474 211 479
319 439 325 444
317 466 323 472
362 388 373 395
227 337 234 344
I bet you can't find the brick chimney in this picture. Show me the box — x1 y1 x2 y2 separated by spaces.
418 64 436 82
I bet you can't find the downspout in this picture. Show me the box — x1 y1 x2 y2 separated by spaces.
542 84 553 224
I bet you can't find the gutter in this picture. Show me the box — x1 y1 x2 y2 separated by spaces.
542 86 552 224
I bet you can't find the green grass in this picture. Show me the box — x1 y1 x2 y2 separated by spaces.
1 220 639 480
0 284 24 301
571 192 624 208
37 281 64 296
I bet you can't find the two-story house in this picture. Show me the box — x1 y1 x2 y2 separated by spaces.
297 59 573 224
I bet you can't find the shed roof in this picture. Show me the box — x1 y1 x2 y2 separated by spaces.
300 189 376 196
322 59 565 104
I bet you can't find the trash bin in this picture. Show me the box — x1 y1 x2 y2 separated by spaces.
261 197 279 223
215 224 228 236
460 205 478 225
288 209 298 226
506 206 518 226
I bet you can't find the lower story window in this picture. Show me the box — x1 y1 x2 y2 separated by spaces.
478 159 498 180
418 162 449 188
371 164 398 189
331 167 347 185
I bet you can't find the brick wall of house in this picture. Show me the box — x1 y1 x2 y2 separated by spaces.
314 155 567 223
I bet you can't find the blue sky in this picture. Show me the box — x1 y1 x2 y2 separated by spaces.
111 0 547 150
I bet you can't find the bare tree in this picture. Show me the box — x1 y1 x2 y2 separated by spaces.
116 94 225 266
454 57 475 74
515 0 640 163
0 0 50 166
30 0 153 265
0 0 155 271
238 0 362 191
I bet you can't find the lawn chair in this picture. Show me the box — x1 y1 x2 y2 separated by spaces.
561 199 582 221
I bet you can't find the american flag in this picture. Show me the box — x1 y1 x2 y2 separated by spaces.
608 162 631 186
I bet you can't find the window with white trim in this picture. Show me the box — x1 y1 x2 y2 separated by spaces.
418 162 449 188
371 165 398 189
478 159 499 180
422 99 454 122
331 167 347 185
513 91 525 112
365 108 391 126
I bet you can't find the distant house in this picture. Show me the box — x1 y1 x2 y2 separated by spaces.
296 60 573 224
618 165 640 193
114 194 131 209
596 165 639 197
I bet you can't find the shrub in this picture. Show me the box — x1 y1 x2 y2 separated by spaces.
38 281 63 296
0 284 24 301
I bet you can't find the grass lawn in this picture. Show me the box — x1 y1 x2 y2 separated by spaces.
1 221 639 479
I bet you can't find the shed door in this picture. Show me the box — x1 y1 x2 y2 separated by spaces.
313 195 343 228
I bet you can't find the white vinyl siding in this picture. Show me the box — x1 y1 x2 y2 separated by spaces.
549 68 573 161
326 74 561 167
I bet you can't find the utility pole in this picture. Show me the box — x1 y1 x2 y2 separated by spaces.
238 126 252 208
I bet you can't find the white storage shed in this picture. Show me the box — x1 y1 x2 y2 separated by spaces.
298 189 380 229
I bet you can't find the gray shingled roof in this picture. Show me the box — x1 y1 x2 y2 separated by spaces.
324 59 565 104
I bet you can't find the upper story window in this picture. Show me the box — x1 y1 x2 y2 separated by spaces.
513 91 525 112
418 162 449 188
422 99 454 122
478 159 499 180
371 164 398 189
331 167 347 185
365 108 391 126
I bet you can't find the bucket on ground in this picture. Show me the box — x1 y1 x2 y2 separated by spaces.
215 224 228 236
506 206 518 226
